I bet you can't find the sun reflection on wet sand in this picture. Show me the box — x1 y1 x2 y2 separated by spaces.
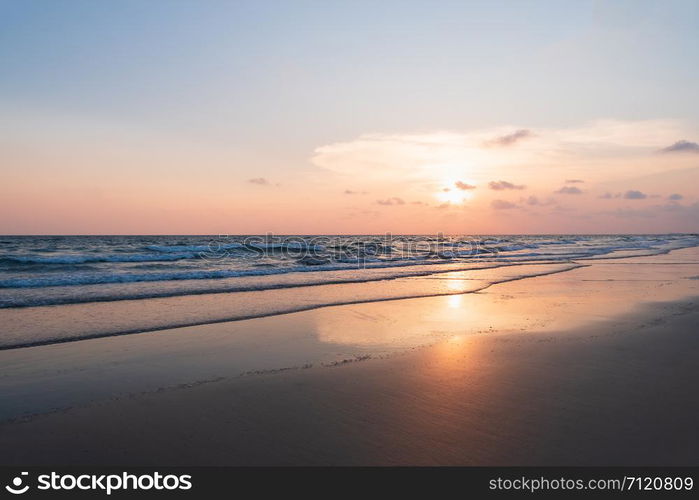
312 247 699 348
447 294 462 309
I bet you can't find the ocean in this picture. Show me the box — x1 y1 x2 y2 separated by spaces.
2 234 698 309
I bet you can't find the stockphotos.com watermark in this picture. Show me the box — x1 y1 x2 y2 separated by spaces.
198 233 503 266
4 471 192 495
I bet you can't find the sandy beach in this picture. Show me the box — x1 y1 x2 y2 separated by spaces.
0 246 698 465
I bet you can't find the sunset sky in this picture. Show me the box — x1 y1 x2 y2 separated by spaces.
1 0 698 234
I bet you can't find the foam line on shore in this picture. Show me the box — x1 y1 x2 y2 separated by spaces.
0 263 585 351
0 260 562 308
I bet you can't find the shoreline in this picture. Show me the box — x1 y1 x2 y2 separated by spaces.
0 261 584 349
0 263 585 350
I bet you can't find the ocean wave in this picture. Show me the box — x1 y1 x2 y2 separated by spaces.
0 257 501 289
0 253 198 265
146 241 325 253
0 261 532 307
1 235 698 305
1 239 696 290
146 244 243 253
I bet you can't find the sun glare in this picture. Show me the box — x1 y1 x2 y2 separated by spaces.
435 180 475 204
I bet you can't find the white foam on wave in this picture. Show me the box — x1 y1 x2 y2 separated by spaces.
0 252 198 265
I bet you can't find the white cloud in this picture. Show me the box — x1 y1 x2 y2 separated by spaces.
311 120 695 187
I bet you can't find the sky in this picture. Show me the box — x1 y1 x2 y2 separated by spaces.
1 0 698 234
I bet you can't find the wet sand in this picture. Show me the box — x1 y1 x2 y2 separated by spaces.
1 248 698 465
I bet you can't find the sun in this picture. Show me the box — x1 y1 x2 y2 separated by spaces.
435 180 475 204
